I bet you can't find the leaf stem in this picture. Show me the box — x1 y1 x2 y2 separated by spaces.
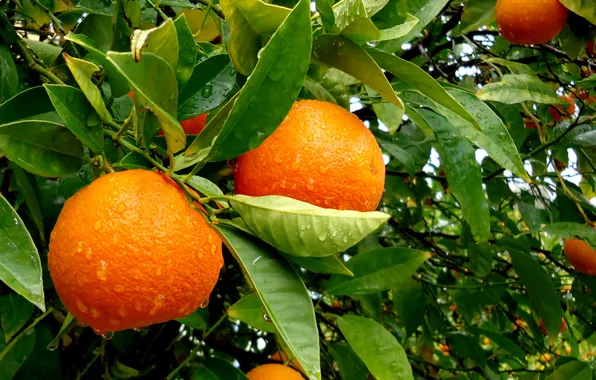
145 0 168 21
195 0 225 19
16 40 65 85
28 0 65 35
104 129 168 173
0 307 54 362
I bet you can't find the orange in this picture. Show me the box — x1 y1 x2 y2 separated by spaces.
48 169 223 333
589 41 596 57
233 100 385 212
246 364 303 380
564 239 596 275
158 114 208 136
495 0 568 45
549 95 576 122
270 352 303 372
571 89 596 106
539 317 567 335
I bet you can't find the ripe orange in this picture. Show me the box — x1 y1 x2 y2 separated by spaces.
564 239 596 275
495 0 568 45
233 100 385 212
549 95 576 122
246 364 303 380
571 89 596 106
539 317 567 335
48 169 223 333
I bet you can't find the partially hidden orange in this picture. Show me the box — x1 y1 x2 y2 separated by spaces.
48 169 223 333
495 0 568 45
233 100 385 212
549 95 576 122
564 239 596 275
246 364 303 380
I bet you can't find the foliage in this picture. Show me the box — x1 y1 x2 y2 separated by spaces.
0 0 596 379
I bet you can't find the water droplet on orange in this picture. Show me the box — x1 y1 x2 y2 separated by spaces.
94 220 101 230
291 154 301 170
118 306 128 317
154 294 165 307
133 300 144 311
90 307 100 318
77 242 83 253
280 180 287 189
155 267 162 276
77 300 89 313
117 204 126 213
108 317 120 326
274 154 282 163
114 285 125 293
307 178 315 190
211 244 216 255
97 260 108 281
85 248 92 260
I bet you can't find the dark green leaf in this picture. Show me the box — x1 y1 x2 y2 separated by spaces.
379 140 415 177
328 343 368 380
226 294 277 333
393 279 427 336
468 243 493 278
9 163 44 240
0 87 55 125
545 360 592 380
0 329 36 379
286 254 354 276
0 294 33 343
559 0 596 25
446 331 487 368
173 14 197 89
193 358 249 380
459 0 496 34
176 308 209 330
315 0 335 30
215 226 320 380
0 194 44 311
327 247 430 295
0 42 17 103
338 315 413 380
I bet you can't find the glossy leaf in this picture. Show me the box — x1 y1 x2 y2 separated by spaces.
0 120 85 177
0 194 44 311
215 226 320 380
44 85 103 154
484 58 535 75
417 109 490 242
173 14 197 89
328 343 368 380
184 0 311 162
0 294 33 343
193 358 249 380
0 87 55 125
459 0 496 34
327 247 430 294
9 163 44 240
559 0 596 25
393 279 427 337
64 33 129 97
226 294 277 333
378 14 419 40
229 194 391 257
131 19 179 69
367 49 480 129
332 0 380 45
0 42 17 103
63 54 113 124
76 0 115 15
107 52 186 154
0 329 35 379
221 0 291 75
178 56 236 121
468 243 494 278
286 254 354 276
477 74 562 104
338 315 413 380
315 0 335 30
378 140 415 177
543 222 596 249
176 309 208 330
545 360 592 380
313 34 402 109
503 238 564 339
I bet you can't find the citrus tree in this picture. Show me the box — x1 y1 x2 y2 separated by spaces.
1 0 596 379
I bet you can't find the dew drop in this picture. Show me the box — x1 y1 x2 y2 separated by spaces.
133 300 144 311
280 180 287 189
290 183 297 190
307 178 315 190
155 267 162 276
117 204 126 213
291 154 301 170
178 304 190 314
154 294 166 307
97 260 108 281
85 248 92 260
208 234 213 244
133 327 142 332
78 321 87 327
274 154 282 163
93 328 104 336
201 85 213 98
90 307 100 318
118 306 128 317
102 331 114 340
77 300 89 313
94 220 101 230
263 313 272 323
200 299 209 308
114 285 125 293
77 241 83 253
47 342 58 351
211 244 217 255
109 317 121 326
319 166 328 174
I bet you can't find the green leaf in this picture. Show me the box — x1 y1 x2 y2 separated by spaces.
0 329 35 379
107 52 186 154
459 0 496 34
313 34 403 109
44 85 103 154
379 140 415 177
75 0 115 15
416 109 490 242
0 42 17 103
484 58 535 75
64 33 129 97
286 254 354 276
446 331 487 368
176 308 208 330
186 176 224 197
367 49 481 130
328 343 368 380
0 87 55 125
118 152 153 170
337 315 413 380
327 247 430 294
472 328 527 364
173 14 197 89
545 360 592 380
559 0 596 25
184 0 312 162
131 19 179 70
332 0 380 45
112 0 134 52
378 14 419 41
229 194 391 257
215 226 320 380
25 40 61 66
503 238 564 339
178 56 236 121
0 294 33 343
467 243 494 278
46 312 76 351
221 0 291 76
477 74 562 104
193 358 249 380
63 54 113 123
362 0 391 15
543 222 596 249
315 0 335 30
0 194 44 311
393 279 427 337
226 294 277 333
0 120 85 177
9 163 44 241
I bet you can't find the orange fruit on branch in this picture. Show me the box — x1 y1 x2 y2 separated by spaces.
564 239 596 275
48 169 223 332
549 95 576 122
233 100 385 212
495 0 568 45
246 364 304 380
